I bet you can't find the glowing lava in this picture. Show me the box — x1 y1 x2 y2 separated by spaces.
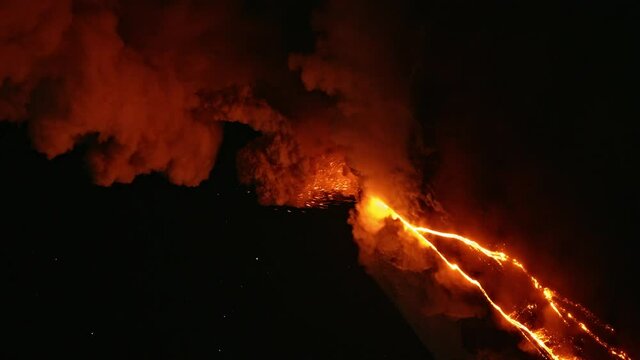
362 196 630 360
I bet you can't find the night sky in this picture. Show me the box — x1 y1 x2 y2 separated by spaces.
2 1 639 359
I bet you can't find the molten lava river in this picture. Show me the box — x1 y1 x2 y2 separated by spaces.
357 195 631 360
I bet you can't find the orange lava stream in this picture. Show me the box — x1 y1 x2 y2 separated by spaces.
365 196 630 360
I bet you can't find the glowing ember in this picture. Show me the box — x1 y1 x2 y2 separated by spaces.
297 153 359 208
362 196 630 360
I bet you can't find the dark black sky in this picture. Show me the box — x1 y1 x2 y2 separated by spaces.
2 1 639 359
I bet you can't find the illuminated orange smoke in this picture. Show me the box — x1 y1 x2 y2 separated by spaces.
361 196 630 360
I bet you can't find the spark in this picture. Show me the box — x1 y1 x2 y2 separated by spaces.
363 196 630 360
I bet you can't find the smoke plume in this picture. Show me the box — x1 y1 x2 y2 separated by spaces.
1 0 285 186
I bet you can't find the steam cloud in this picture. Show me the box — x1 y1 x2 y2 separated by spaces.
0 0 530 358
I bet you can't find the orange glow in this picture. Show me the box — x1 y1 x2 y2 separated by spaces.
363 196 630 360
297 154 359 208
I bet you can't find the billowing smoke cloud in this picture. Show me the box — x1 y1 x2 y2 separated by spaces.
0 0 428 204
286 0 427 207
235 0 439 212
1 0 286 186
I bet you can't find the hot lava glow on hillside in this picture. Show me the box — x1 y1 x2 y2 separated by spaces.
356 195 631 360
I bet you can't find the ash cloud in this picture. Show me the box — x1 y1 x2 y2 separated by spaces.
1 0 283 186
287 0 427 206
0 0 430 205
1 0 433 206
235 0 432 208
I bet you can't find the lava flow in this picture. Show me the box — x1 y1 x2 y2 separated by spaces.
362 196 630 360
